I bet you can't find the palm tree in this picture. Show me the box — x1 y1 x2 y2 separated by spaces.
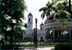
69 0 71 11
39 0 70 19
39 2 53 19
39 0 72 41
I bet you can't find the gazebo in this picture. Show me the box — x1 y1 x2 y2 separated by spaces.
44 12 72 42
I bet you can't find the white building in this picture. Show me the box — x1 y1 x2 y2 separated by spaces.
37 23 45 41
26 12 33 35
26 12 45 41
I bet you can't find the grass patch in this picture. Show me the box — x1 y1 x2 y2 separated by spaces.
13 42 55 47
54 42 72 50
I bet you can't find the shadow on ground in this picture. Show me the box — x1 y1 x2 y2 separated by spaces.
2 45 38 50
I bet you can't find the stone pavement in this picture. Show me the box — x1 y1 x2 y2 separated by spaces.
2 45 54 50
37 47 54 50
16 46 54 50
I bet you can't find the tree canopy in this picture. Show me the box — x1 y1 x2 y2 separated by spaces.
39 0 72 19
0 0 26 45
1 0 26 32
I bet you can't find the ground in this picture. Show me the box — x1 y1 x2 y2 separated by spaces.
2 42 54 50
14 46 54 50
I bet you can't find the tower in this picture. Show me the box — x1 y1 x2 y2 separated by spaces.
27 12 33 30
38 22 45 41
40 23 44 31
26 12 33 35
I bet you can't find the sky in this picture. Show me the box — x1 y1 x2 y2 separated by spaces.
23 0 51 29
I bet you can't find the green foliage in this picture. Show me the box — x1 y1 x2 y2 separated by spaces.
39 0 72 31
0 17 4 34
1 0 26 32
2 0 26 23
13 26 25 40
51 49 55 50
39 0 72 19
54 42 72 50
39 2 53 19
24 23 27 28
0 1 4 34
0 0 26 45
13 42 54 47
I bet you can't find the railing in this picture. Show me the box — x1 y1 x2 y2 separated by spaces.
45 19 72 24
44 19 72 28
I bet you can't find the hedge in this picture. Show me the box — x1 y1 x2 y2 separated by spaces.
55 42 72 50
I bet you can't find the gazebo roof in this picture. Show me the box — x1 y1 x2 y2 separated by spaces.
47 11 71 20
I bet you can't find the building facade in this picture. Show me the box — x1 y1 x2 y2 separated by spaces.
26 12 45 41
26 13 33 35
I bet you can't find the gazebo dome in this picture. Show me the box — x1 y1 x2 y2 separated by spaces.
47 14 54 20
28 12 33 16
54 13 70 19
47 12 71 20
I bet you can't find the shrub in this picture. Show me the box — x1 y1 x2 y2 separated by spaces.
51 48 55 50
54 42 72 50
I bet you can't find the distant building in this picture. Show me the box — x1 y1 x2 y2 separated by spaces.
37 23 45 41
26 12 45 41
26 12 33 35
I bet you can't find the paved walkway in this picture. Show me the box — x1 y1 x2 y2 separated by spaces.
17 47 54 50
37 47 54 50
2 45 54 50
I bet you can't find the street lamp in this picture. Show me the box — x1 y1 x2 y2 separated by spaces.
69 0 71 12
34 18 38 47
69 0 71 13
35 18 37 46
0 35 2 50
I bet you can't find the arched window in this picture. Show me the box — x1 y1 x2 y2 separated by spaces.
41 27 42 30
28 18 30 23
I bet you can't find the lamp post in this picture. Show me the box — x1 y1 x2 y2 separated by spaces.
34 18 38 47
69 0 71 41
0 35 2 50
0 0 3 50
69 0 71 13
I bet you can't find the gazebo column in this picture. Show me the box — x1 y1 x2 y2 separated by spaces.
53 28 55 42
57 30 60 39
61 30 63 39
56 30 60 40
48 30 50 39
48 29 50 39
59 30 61 39
69 27 71 41
71 30 72 40
45 29 47 40
45 28 50 40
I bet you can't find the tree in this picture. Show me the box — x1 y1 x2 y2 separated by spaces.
24 23 27 28
0 2 4 35
0 0 26 45
39 0 71 19
39 0 72 41
39 0 72 29
14 26 25 40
